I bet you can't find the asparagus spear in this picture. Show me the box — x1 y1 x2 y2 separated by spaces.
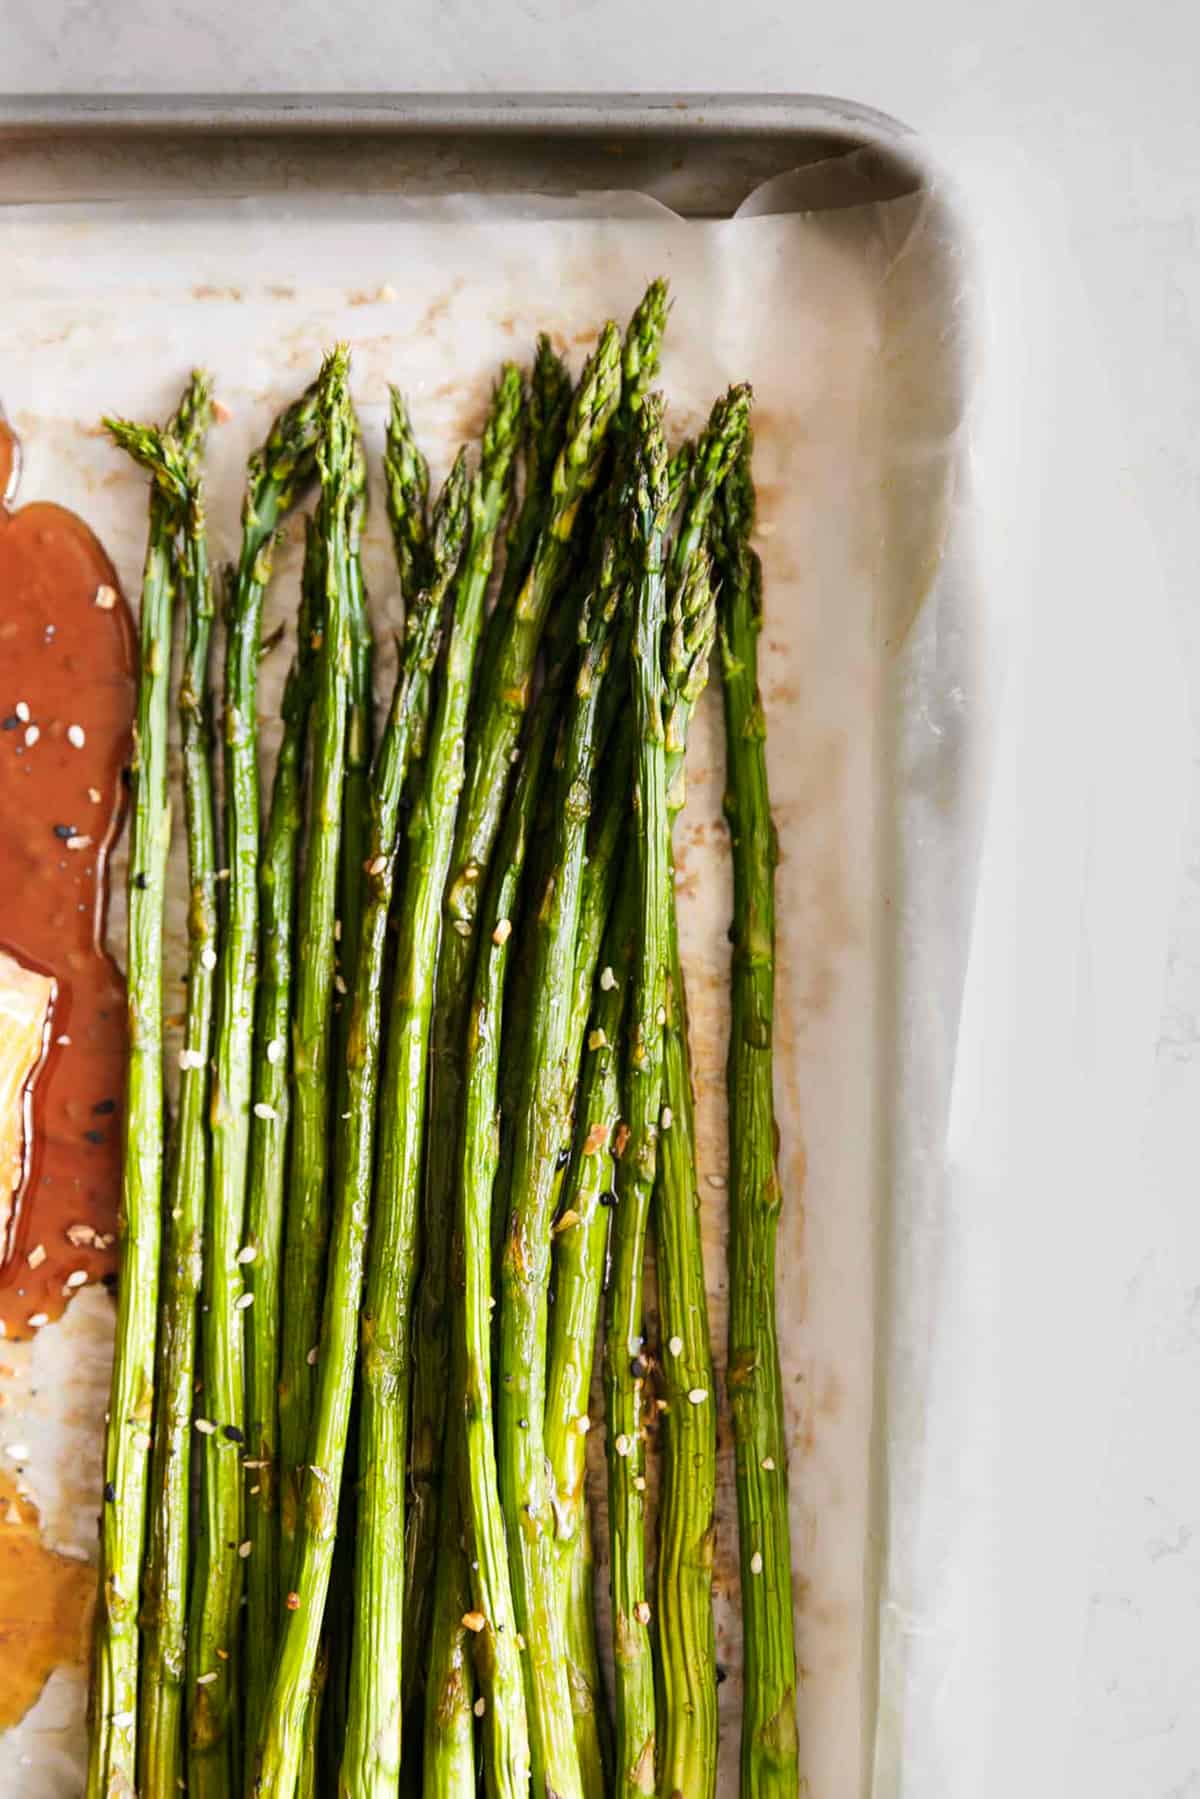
421 1441 477 1797
187 367 324 1795
716 441 800 1797
340 418 374 988
603 396 672 1797
347 369 521 1797
137 389 217 1798
88 374 207 1799
242 523 321 1768
253 494 455 1799
654 384 750 1799
406 318 624 1734
450 692 570 1799
277 347 357 1564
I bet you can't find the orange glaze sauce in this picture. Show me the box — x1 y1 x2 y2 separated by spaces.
0 416 134 1340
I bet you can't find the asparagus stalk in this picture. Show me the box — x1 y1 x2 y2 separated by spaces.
716 441 800 1797
421 1440 477 1797
88 374 207 1799
278 347 357 1564
340 418 374 988
242 524 321 1768
603 396 672 1797
407 318 624 1734
451 691 570 1799
137 389 217 1798
187 368 323 1794
654 384 750 1799
253 491 456 1799
347 369 521 1797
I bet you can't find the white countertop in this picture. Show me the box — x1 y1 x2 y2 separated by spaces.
6 9 1200 1798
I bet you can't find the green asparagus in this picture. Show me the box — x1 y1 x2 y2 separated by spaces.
340 417 374 990
603 396 672 1797
717 440 800 1797
138 393 217 1799
188 367 324 1795
89 374 208 1799
253 489 455 1799
655 384 750 1799
406 318 623 1739
278 348 357 1564
347 368 521 1797
242 524 321 1769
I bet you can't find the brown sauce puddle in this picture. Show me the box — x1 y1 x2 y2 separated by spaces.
0 417 133 1341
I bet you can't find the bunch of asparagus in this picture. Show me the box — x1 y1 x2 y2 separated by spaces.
87 285 800 1799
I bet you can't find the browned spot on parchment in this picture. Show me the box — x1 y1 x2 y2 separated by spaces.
0 1472 94 1730
191 284 243 302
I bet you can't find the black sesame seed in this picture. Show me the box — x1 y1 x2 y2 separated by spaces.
715 1662 728 1686
223 1424 245 1444
2 716 19 731
104 1482 116 1503
121 765 132 789
53 823 76 840
599 1191 616 1208
630 1356 648 1380
83 1129 104 1145
93 1098 116 1116
101 1271 118 1290
133 872 148 890
555 1147 570 1171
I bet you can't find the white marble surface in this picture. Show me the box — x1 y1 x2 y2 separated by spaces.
6 8 1200 1798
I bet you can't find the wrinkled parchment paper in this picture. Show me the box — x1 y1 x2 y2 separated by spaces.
0 177 971 1796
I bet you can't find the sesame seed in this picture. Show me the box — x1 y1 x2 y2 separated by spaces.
588 1028 608 1051
87 787 102 804
67 833 92 851
253 1102 277 1121
24 725 40 748
65 1269 89 1289
706 1173 727 1190
224 1425 244 1444
67 725 86 748
668 1336 683 1356
655 1398 669 1413
266 1038 284 1066
365 854 387 876
461 1611 486 1633
576 1414 591 1435
179 1048 205 1071
94 585 117 611
306 1346 319 1366
14 702 29 722
194 1419 217 1435
688 1388 708 1406
750 1551 764 1575
553 1209 580 1235
195 1672 218 1686
492 917 512 946
599 965 616 990
111 1709 135 1726
200 945 217 971
133 1431 151 1452
242 1460 268 1470
661 1106 674 1131
56 1034 71 1046
334 974 347 995
615 1433 632 1457
633 1474 646 1492
634 1601 651 1625
237 1245 257 1265
27 1313 48 1328
334 920 342 942
66 1223 96 1247
5 1444 30 1463
473 1697 486 1717
238 1541 252 1558
26 1244 45 1270
656 1004 667 1026
761 1457 776 1472
235 1293 254 1310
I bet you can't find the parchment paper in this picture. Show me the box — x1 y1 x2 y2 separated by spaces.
0 177 971 1797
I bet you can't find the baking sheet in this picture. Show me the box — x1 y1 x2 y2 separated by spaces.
0 175 968 1796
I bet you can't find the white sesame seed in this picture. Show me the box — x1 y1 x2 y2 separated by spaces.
576 1414 591 1435
306 1346 319 1366
56 1034 71 1046
194 1419 217 1435
633 1474 646 1492
66 1224 96 1247
668 1336 683 1356
24 725 40 748
334 974 347 996
492 917 512 946
94 585 117 611
179 1048 205 1071
26 1244 45 1270
473 1697 486 1717
133 1431 151 1452
761 1457 776 1472
688 1388 708 1405
67 724 86 748
14 701 29 722
238 1540 252 1558
599 965 616 991
661 1106 674 1131
237 1245 257 1265
110 1709 135 1726
5 1444 30 1462
634 1600 651 1625
365 854 387 876
66 834 92 851
750 1551 764 1575
195 1672 218 1686
87 787 102 804
266 1038 284 1066
656 1004 667 1026
26 1313 48 1328
706 1173 727 1190
615 1433 632 1458
235 1293 254 1310
200 945 217 971
334 919 342 941
65 1269 89 1289
253 1102 277 1121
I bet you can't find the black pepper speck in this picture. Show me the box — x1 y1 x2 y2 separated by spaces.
93 1098 116 1116
104 1482 116 1503
83 1129 104 1145
53 823 76 840
223 1424 245 1444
